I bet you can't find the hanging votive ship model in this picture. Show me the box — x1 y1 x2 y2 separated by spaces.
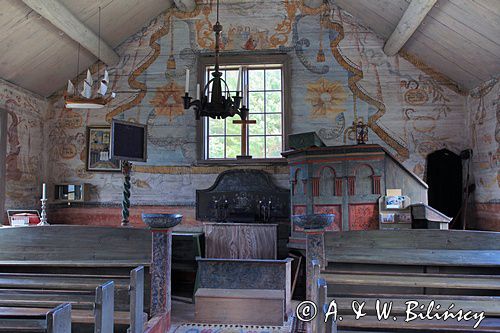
65 69 116 109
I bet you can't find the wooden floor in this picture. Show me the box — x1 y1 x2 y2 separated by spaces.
169 299 301 333
170 300 195 332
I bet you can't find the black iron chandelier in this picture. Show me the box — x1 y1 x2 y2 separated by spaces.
183 0 248 120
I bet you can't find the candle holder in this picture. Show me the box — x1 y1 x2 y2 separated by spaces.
38 198 49 226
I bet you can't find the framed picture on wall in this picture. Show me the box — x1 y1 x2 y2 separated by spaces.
86 126 121 172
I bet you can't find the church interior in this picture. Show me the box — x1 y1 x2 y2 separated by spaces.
0 0 499 332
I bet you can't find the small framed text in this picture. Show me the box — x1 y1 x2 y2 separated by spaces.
86 126 121 172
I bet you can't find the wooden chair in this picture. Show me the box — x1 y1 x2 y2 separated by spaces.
0 303 71 333
306 230 500 332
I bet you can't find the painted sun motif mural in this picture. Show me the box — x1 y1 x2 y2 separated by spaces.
150 82 185 121
306 78 347 119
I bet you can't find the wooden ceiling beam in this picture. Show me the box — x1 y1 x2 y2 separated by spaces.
20 0 120 66
383 0 437 56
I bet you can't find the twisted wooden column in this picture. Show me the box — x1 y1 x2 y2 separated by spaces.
121 161 132 227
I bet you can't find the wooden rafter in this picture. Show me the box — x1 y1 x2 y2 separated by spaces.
20 0 120 66
383 0 437 56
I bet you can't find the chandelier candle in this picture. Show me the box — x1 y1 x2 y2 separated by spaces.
182 0 248 120
185 68 190 93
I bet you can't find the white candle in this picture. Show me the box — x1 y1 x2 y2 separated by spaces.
243 84 247 106
196 83 200 100
42 183 46 200
185 68 190 93
236 67 241 93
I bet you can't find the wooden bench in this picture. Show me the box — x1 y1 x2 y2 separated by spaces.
305 230 500 333
0 266 145 332
0 304 71 333
0 276 114 333
0 226 152 315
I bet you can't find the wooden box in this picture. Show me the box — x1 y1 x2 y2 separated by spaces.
288 132 325 149
195 288 284 326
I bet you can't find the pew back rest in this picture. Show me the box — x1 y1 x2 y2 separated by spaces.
0 226 152 263
0 267 144 331
324 230 500 267
0 303 72 333
0 280 113 333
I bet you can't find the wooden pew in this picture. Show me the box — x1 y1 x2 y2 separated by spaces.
0 225 178 333
0 266 145 332
0 277 114 333
305 230 500 333
0 225 152 316
0 304 71 333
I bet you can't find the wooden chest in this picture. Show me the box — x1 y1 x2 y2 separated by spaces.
288 132 325 149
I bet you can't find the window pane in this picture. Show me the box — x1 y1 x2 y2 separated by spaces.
266 114 282 135
249 92 264 112
266 69 281 90
209 118 224 135
249 69 264 91
226 136 241 158
249 136 265 158
266 136 282 157
226 119 240 135
225 70 239 92
209 136 224 158
204 64 284 161
266 92 282 113
249 114 265 135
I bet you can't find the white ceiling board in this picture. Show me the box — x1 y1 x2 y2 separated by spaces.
333 0 500 91
0 0 172 96
404 36 485 88
428 3 500 56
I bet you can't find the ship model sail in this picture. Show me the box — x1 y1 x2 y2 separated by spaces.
65 69 115 109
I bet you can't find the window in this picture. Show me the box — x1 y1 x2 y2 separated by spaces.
0 110 6 225
199 55 289 160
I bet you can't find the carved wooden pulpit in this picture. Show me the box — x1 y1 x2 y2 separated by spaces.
282 144 428 249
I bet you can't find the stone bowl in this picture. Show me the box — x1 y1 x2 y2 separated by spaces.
291 214 335 230
141 213 182 229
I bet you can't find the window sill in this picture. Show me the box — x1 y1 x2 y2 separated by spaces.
196 158 288 166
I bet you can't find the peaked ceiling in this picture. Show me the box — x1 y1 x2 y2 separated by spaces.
0 0 498 97
333 0 500 91
0 0 173 97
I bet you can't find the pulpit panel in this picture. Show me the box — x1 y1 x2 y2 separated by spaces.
313 205 342 231
348 203 379 230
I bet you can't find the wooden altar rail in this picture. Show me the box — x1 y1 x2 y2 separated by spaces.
304 229 500 333
0 303 72 333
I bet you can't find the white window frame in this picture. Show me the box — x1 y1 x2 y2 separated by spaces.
196 54 291 163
